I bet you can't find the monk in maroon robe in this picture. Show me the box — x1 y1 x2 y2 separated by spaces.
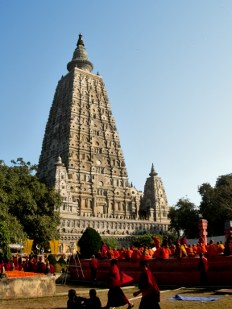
103 259 134 309
133 260 161 309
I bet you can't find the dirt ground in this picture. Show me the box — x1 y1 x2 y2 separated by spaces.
1 283 232 309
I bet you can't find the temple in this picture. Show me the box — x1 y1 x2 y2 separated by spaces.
37 34 170 251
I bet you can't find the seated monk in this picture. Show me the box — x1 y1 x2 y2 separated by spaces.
140 247 152 261
126 247 133 261
197 242 207 255
153 246 163 259
161 246 170 259
131 247 141 262
207 240 219 257
186 245 195 257
217 241 225 255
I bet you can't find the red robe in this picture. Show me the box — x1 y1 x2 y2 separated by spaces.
106 264 130 307
138 268 160 309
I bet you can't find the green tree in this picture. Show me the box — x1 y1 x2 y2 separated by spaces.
168 198 199 238
0 221 11 260
199 174 232 236
78 227 102 258
0 158 61 250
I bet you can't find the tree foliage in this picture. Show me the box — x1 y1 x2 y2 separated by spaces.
102 237 119 249
168 198 199 238
78 227 102 258
0 221 11 260
199 174 232 236
131 234 155 248
0 158 61 253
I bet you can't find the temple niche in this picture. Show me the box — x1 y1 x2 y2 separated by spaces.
37 34 170 248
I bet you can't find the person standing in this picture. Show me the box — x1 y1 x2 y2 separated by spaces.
198 252 209 284
89 255 98 282
133 260 161 309
103 259 134 309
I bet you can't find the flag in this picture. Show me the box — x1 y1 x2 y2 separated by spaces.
49 240 59 254
23 239 33 254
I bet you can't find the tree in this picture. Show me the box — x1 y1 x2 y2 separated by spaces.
168 198 199 238
199 174 232 236
78 227 102 258
0 159 61 250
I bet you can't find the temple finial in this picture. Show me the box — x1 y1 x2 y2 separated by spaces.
77 33 84 47
149 163 158 176
67 33 93 73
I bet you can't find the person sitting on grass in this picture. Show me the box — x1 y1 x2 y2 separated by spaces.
67 289 87 309
86 288 102 309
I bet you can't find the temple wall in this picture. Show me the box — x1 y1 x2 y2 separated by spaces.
58 217 169 252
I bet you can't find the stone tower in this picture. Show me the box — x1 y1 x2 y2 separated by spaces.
140 164 169 224
37 34 169 250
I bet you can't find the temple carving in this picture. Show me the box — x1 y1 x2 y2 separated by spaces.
37 34 170 249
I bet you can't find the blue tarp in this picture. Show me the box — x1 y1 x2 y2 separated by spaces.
170 294 221 302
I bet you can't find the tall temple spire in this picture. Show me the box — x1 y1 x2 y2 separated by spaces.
67 33 94 72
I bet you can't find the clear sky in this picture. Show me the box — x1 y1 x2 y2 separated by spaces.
1 1 232 207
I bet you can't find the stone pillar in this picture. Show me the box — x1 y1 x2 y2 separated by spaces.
198 219 208 245
149 208 154 221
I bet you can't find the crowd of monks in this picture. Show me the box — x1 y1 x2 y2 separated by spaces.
1 237 231 275
0 255 55 274
96 238 230 261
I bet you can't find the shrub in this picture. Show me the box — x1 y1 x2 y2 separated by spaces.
78 227 102 258
131 234 154 248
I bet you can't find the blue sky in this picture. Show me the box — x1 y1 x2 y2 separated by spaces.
1 1 232 207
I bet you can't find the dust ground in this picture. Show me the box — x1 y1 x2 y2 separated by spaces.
1 284 232 309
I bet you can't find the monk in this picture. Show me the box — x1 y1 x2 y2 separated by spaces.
133 260 161 309
207 240 219 257
197 242 207 255
198 253 209 284
89 255 98 281
217 241 225 255
103 259 134 309
131 247 141 262
140 247 152 261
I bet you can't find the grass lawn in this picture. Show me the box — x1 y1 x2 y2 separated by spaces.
0 284 232 308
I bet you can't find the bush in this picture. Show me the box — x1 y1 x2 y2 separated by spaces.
131 234 155 248
78 227 102 258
